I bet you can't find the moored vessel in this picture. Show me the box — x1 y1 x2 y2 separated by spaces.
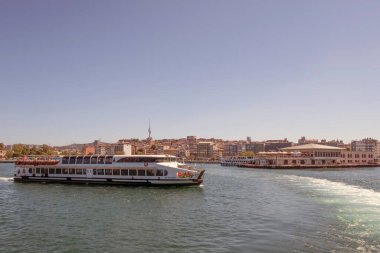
220 156 255 166
14 155 205 186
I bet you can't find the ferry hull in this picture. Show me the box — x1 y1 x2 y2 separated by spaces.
13 176 203 186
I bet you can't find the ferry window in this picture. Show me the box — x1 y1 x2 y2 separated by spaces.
69 168 75 174
129 169 137 176
56 168 62 174
113 169 120 176
76 169 83 175
83 156 90 164
36 168 41 174
28 168 33 173
121 169 128 175
97 169 105 175
63 168 68 174
93 169 97 175
49 168 55 174
98 156 105 164
41 168 45 174
62 157 69 164
138 170 145 176
117 157 133 163
117 157 160 163
105 169 112 175
76 156 84 164
146 169 154 176
164 170 168 176
91 156 98 164
69 157 76 164
156 169 163 176
105 156 113 164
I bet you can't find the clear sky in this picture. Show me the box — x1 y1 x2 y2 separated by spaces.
1 0 380 145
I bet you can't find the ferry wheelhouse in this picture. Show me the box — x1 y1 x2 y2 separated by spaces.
14 155 205 186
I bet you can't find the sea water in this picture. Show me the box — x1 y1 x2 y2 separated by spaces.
1 163 379 252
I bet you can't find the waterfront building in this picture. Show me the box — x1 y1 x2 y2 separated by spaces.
351 138 378 157
340 151 375 165
253 143 376 167
83 145 95 155
156 145 170 154
254 144 344 166
95 143 109 155
176 147 190 158
187 136 198 159
298 137 346 148
298 136 319 145
114 144 132 155
245 142 265 153
186 136 197 144
163 148 177 156
197 142 217 159
264 139 292 152
223 144 239 157
95 141 132 156
320 139 346 148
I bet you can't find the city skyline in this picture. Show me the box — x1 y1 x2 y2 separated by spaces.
1 133 376 147
1 0 380 145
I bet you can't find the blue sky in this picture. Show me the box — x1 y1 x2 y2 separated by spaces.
1 0 380 145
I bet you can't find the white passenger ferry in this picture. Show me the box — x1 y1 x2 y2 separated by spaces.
14 155 205 186
220 156 255 166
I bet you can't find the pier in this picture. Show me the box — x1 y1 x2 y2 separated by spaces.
239 163 379 169
0 160 15 163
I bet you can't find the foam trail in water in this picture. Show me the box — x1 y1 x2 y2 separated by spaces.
282 175 380 251
282 175 380 207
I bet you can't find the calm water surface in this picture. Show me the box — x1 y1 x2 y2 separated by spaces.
1 163 380 252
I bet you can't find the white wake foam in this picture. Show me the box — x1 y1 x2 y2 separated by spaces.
282 175 380 207
282 174 380 249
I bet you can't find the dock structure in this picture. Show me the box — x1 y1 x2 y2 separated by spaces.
247 143 377 169
239 163 379 169
0 160 16 163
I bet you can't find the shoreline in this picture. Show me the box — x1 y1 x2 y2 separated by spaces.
238 164 380 169
0 160 15 163
185 161 220 164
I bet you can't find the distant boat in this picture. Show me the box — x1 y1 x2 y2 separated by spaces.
14 155 205 186
220 156 255 166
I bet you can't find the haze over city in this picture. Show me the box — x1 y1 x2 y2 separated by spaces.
1 0 380 145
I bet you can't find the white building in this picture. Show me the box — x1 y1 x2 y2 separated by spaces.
351 138 378 157
340 150 376 165
95 143 132 155
253 143 376 167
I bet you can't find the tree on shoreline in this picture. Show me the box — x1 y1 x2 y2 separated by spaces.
6 144 57 158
